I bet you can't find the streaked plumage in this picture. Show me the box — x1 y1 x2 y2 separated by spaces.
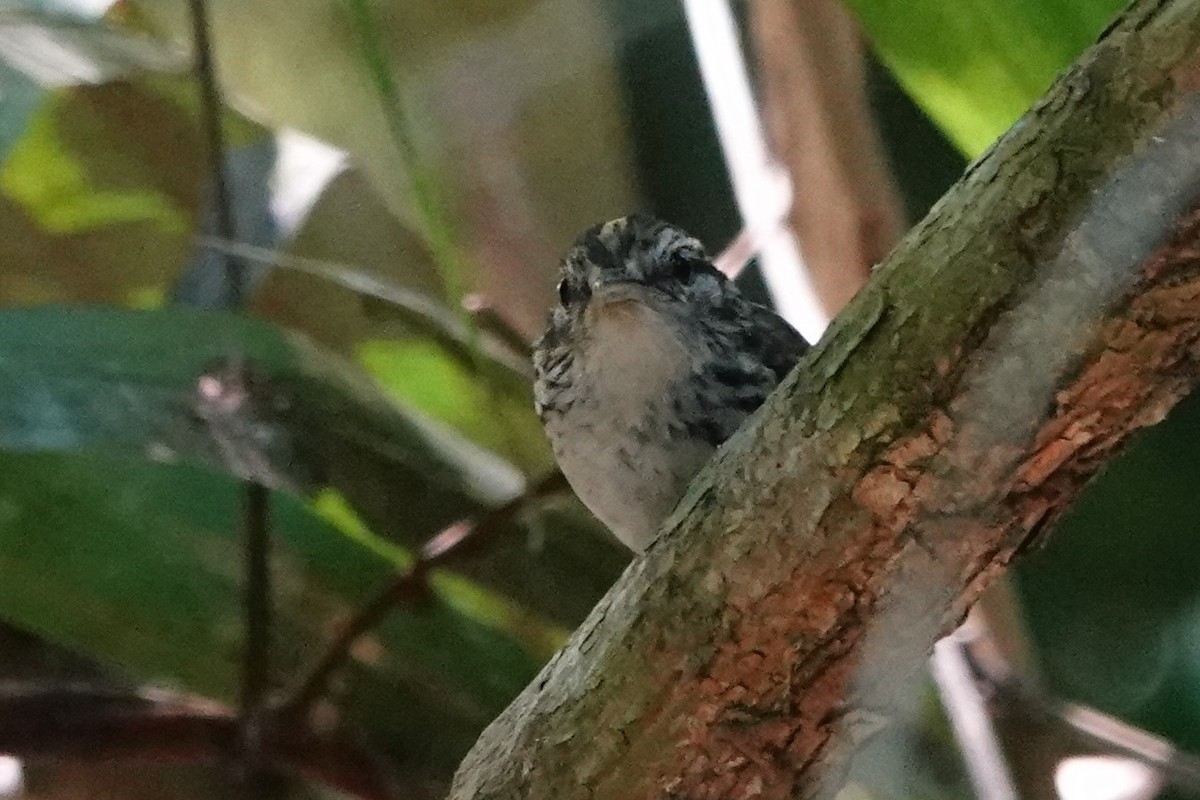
533 215 808 551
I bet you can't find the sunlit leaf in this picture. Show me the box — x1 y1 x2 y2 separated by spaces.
2 98 189 233
846 0 1125 155
358 338 549 472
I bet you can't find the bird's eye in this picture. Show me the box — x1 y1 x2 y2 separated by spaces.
670 254 695 281
557 279 573 306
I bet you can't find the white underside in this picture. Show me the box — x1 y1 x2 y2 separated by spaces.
544 295 713 551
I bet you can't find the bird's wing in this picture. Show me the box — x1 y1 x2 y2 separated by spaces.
744 301 810 382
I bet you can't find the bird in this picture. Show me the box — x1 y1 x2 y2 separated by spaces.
532 214 809 551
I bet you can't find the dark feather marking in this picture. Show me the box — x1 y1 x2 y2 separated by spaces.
686 417 728 447
710 362 753 388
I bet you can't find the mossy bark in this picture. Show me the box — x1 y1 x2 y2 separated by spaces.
450 0 1200 797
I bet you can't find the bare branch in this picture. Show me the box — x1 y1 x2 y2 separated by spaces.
279 471 568 718
447 2 1200 797
0 687 396 800
185 1 279 794
750 0 904 316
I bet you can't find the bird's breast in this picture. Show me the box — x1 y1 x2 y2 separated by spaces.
542 302 714 550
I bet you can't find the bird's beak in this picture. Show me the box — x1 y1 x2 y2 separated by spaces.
591 276 643 307
584 274 649 322
591 271 633 291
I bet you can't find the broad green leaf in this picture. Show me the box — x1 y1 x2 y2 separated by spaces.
846 0 1126 155
0 306 618 782
0 305 522 540
0 8 271 307
0 306 626 623
0 449 552 782
2 98 189 233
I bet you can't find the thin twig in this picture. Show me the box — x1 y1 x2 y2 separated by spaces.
277 565 429 719
712 225 756 280
196 236 462 323
279 471 568 718
240 485 271 715
959 625 1200 795
186 1 277 793
462 294 532 359
194 235 535 378
240 482 274 793
680 0 827 342
186 0 245 308
1050 700 1200 794
930 633 1020 800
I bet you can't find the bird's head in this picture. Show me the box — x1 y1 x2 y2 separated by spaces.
550 215 732 331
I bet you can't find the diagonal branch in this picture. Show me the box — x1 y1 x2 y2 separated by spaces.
278 470 567 718
447 1 1200 798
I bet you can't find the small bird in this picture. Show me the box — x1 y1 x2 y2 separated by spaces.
533 215 809 551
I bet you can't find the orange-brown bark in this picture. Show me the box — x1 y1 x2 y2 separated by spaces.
449 1 1200 798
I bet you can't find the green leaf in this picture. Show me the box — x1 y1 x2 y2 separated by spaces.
358 338 550 473
0 305 523 538
0 449 549 780
2 98 189 233
845 0 1126 155
0 305 627 625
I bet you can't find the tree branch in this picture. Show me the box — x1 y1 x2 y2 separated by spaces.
0 687 396 800
447 1 1200 798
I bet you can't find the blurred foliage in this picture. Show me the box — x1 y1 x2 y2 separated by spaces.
1 0 1199 798
128 0 640 335
1020 387 1200 756
0 4 632 794
844 0 1127 156
0 449 547 781
0 77 203 305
